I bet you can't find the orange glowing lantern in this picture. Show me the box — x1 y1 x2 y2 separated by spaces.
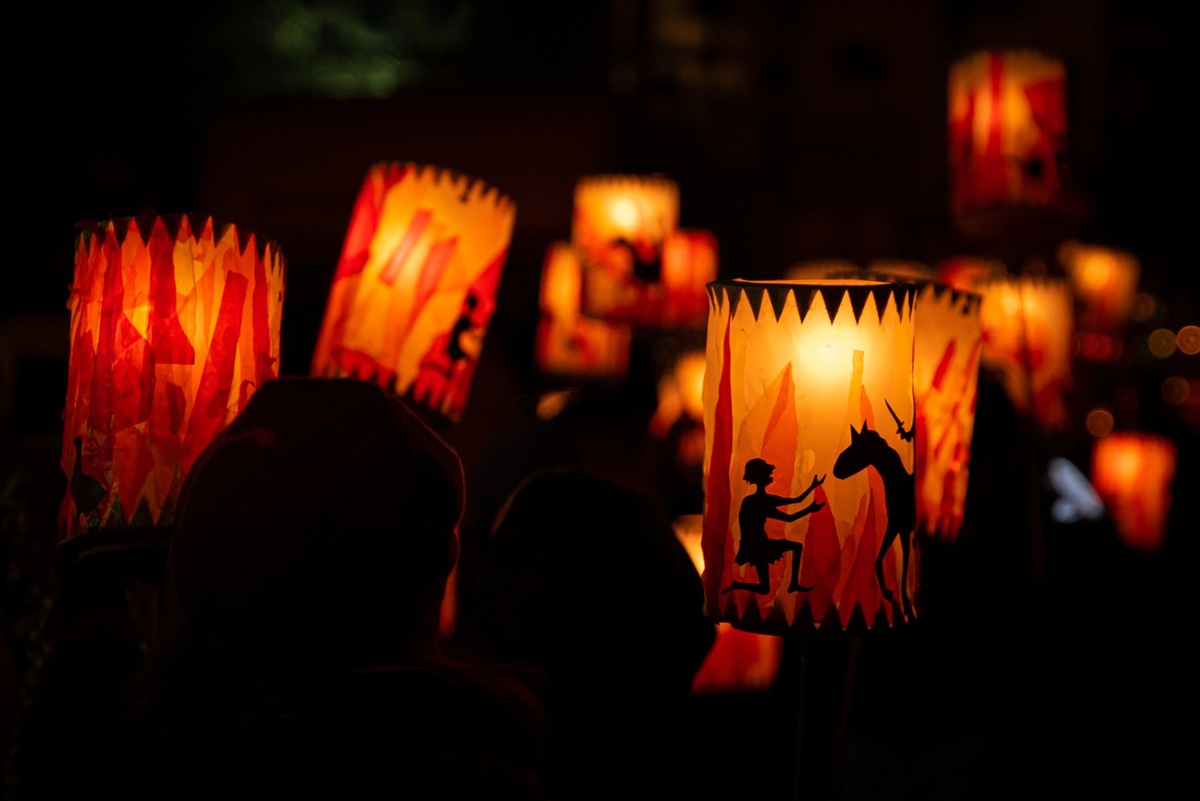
976 274 1073 429
948 48 1068 219
911 283 983 541
1057 240 1140 335
660 229 718 327
703 279 918 633
59 215 286 548
936 255 1006 294
1091 433 1176 553
310 162 515 423
674 514 783 692
571 174 682 323
534 242 631 378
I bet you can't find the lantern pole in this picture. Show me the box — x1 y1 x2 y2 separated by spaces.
791 632 860 801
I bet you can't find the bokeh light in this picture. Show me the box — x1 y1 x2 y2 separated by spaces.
1177 325 1200 355
1161 376 1190 405
1086 408 1115 437
1148 328 1177 358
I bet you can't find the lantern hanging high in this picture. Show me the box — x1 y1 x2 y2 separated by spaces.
703 279 918 633
310 162 515 424
534 242 631 378
1091 432 1176 553
59 215 286 552
975 273 1073 429
948 48 1068 224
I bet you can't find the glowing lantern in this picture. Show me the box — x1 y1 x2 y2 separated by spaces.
936 255 1006 294
703 279 918 633
1058 240 1140 335
660 229 719 327
975 274 1073 429
673 514 783 692
59 215 286 548
1091 433 1176 553
649 349 706 443
948 49 1068 218
310 162 515 423
571 174 682 323
534 242 631 378
911 283 983 541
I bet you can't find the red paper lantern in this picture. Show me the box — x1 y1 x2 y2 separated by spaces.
1058 240 1140 336
948 49 1068 220
311 162 515 423
60 215 286 546
534 242 631 378
1091 433 1176 553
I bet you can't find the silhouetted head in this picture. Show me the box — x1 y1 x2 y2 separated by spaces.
168 376 465 668
743 457 775 486
461 468 715 697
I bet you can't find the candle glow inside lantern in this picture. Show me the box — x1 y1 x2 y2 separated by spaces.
310 162 515 423
59 215 286 544
976 274 1073 429
1091 433 1176 553
948 48 1068 218
703 279 918 633
1057 240 1140 335
534 242 631 378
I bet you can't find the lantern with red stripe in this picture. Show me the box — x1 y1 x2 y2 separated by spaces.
948 48 1068 220
703 279 917 633
311 162 515 423
534 242 631 378
59 215 286 547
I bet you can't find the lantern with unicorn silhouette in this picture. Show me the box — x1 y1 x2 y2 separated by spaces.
703 279 917 633
310 162 515 424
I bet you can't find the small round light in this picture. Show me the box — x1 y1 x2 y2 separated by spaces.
1161 376 1190 405
1086 408 1114 437
1148 328 1177 358
1177 325 1200 355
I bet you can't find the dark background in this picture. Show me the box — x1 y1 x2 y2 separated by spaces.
3 2 1197 799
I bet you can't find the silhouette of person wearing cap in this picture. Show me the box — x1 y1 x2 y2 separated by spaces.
724 458 825 594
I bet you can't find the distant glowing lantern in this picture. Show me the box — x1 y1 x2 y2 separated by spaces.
936 255 1006 294
1057 240 1140 335
649 349 706 442
571 174 682 323
59 215 286 547
673 514 783 692
534 242 631 378
976 274 1073 429
867 260 934 282
310 162 515 423
1091 433 1176 553
660 229 719 327
703 279 918 633
948 48 1068 218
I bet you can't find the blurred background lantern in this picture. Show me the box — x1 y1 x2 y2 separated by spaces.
534 242 631 378
976 273 1073 429
1058 239 1140 348
59 214 286 559
659 229 718 328
1091 432 1177 553
948 48 1068 226
703 279 917 633
936 255 1007 293
572 173 680 323
310 162 515 424
673 514 783 693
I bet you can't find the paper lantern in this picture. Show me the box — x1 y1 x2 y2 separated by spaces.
936 255 1006 294
674 515 783 692
534 242 631 378
976 274 1073 429
59 215 286 546
1057 240 1140 335
1091 433 1176 553
310 162 515 423
703 279 918 633
571 174 683 324
948 48 1068 218
910 283 983 541
660 229 719 327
